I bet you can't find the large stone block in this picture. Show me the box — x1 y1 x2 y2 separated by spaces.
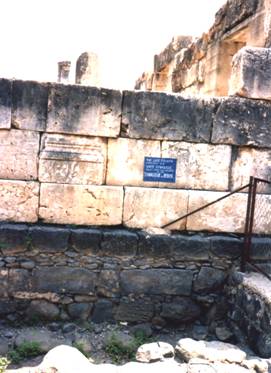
39 184 123 225
120 269 193 295
212 97 271 148
29 226 69 252
122 91 218 142
161 142 231 190
0 129 39 180
106 138 160 186
0 180 39 223
231 147 271 193
39 133 107 184
114 299 154 322
193 267 227 293
209 236 242 259
0 79 11 129
11 80 48 131
0 224 29 255
32 267 97 294
70 228 101 253
47 84 122 137
123 187 188 229
9 269 32 292
229 47 271 100
138 232 210 261
187 190 248 233
101 230 138 257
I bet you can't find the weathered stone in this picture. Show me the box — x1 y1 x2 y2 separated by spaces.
120 269 193 295
175 338 247 363
122 91 218 142
58 61 71 84
0 129 39 180
136 342 174 363
101 230 138 257
215 326 234 342
32 267 97 294
67 303 93 321
92 299 114 323
39 184 123 225
250 237 271 260
115 299 154 322
9 269 32 292
70 228 101 254
11 80 48 131
187 190 248 233
0 180 39 223
212 97 271 148
29 226 69 252
193 267 227 293
138 233 210 261
231 147 271 193
119 361 187 373
0 224 29 254
161 300 201 323
15 328 66 353
0 78 11 129
0 337 9 355
229 47 271 101
26 300 60 321
123 187 188 229
0 269 8 297
39 134 107 184
161 141 231 190
130 323 153 338
97 270 120 297
209 236 242 259
47 83 121 137
76 51 101 86
106 138 160 187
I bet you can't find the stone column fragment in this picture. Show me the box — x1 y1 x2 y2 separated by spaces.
76 51 100 87
58 61 71 84
39 133 107 185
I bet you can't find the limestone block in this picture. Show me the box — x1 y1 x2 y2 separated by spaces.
106 138 160 186
0 129 39 180
187 190 248 233
120 269 193 295
123 187 188 229
0 79 11 129
231 147 271 193
0 180 39 223
161 141 231 190
39 183 123 225
11 80 48 131
212 97 271 148
253 194 271 234
39 133 107 184
47 84 122 137
229 47 271 100
122 91 218 142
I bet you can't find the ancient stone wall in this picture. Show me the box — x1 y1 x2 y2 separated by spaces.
0 78 270 232
136 0 271 96
0 223 244 323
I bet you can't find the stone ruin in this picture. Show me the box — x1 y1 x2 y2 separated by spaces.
0 0 271 367
135 0 271 96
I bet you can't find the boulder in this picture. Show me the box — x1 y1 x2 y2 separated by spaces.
136 341 174 363
175 338 247 363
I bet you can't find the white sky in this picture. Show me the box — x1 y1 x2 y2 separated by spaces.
0 0 226 89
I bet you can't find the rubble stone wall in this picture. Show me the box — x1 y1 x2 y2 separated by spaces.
0 223 244 324
0 79 271 233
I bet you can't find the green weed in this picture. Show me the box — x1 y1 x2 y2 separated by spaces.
8 341 42 364
0 357 10 373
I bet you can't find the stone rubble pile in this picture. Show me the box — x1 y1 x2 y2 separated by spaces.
6 338 271 373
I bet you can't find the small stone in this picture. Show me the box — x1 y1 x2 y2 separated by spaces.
136 342 175 363
192 325 208 341
131 323 153 338
20 260 35 269
215 326 234 342
63 323 76 333
48 322 62 332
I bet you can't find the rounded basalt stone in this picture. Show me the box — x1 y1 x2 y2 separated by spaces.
67 302 93 321
26 300 60 321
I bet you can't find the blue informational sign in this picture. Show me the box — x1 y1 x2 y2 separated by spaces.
143 157 177 183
